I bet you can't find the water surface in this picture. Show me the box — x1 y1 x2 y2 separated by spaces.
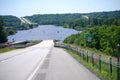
8 25 80 42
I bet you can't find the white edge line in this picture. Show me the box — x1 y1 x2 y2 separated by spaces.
26 54 46 80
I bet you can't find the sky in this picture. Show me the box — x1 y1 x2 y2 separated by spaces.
0 0 120 17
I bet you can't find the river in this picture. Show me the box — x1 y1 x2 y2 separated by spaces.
8 25 80 42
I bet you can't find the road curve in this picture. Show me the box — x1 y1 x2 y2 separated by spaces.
0 40 54 80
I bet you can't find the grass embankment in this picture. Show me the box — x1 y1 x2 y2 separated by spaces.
0 40 42 54
0 48 18 54
29 40 41 43
69 44 117 61
65 49 117 80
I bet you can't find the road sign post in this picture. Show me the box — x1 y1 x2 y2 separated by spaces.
86 34 94 42
117 44 120 80
86 34 93 47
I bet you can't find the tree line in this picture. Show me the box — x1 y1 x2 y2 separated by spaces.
0 17 8 43
63 11 120 57
63 17 120 30
1 15 38 30
25 10 120 28
64 26 120 57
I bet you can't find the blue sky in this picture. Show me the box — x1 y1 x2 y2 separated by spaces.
0 0 120 17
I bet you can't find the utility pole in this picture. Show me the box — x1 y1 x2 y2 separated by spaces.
117 44 120 80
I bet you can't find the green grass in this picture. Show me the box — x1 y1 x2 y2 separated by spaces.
0 40 42 54
70 44 115 58
65 49 117 80
29 40 42 43
0 48 18 54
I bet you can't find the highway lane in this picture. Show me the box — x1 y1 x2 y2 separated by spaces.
0 40 54 80
0 40 101 80
32 47 101 80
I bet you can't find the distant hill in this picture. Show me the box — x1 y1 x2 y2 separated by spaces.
87 10 120 18
25 10 120 26
1 15 38 30
1 10 120 30
25 14 82 26
1 15 21 29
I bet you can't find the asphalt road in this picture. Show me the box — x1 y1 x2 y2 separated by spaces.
32 47 101 80
0 40 100 80
0 40 54 80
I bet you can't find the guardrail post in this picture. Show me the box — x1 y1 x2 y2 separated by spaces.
92 53 94 66
109 57 112 75
86 51 88 62
99 55 101 72
117 44 120 80
80 49 82 56
83 50 84 60
76 48 78 54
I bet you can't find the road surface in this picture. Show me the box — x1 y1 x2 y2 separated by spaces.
0 40 54 80
32 46 101 80
0 40 100 80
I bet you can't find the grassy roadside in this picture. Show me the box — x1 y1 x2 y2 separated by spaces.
65 49 117 80
0 40 42 54
29 40 41 43
68 44 117 62
0 48 19 54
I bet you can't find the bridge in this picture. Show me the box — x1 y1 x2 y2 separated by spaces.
20 17 38 29
20 17 36 25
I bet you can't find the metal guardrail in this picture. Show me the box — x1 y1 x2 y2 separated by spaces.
54 42 120 80
0 41 30 48
54 42 120 68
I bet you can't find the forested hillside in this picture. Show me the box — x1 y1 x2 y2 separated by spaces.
1 15 38 31
1 15 21 29
1 10 120 31
25 14 82 25
62 11 120 57
64 26 120 57
0 15 20 36
0 17 7 43
25 10 120 30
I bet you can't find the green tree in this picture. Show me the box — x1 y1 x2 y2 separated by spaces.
0 17 7 43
